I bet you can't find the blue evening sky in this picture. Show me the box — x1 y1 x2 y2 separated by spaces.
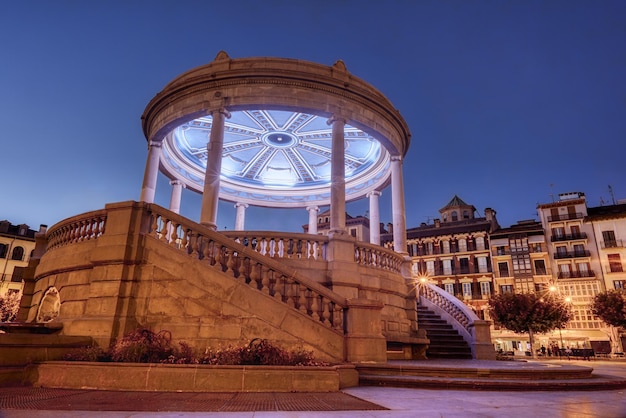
1 1 625 232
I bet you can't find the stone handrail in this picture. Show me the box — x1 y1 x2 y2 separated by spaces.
354 242 403 274
419 283 495 360
420 283 477 333
145 204 346 332
221 231 327 261
46 210 108 251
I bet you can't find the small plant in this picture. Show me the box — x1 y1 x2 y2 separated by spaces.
63 345 110 362
61 329 327 366
0 291 22 322
109 328 174 363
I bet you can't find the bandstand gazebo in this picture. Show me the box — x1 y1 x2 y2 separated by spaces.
140 51 410 252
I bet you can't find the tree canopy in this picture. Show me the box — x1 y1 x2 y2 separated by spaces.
489 292 572 334
591 290 626 329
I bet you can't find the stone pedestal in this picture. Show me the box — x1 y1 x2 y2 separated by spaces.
344 298 386 363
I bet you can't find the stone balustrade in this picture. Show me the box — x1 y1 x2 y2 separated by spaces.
354 242 404 274
222 231 327 261
46 210 108 251
145 205 346 332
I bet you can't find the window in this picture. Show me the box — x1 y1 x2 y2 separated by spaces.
442 240 450 254
552 227 565 238
11 246 24 261
498 262 509 277
496 246 506 256
451 211 458 221
463 210 470 219
475 237 485 250
459 257 470 274
608 254 623 272
462 282 472 299
534 259 547 275
424 242 434 255
411 263 419 274
573 244 585 256
426 261 435 275
443 259 452 275
614 280 625 290
444 283 454 294
556 246 567 257
500 285 513 294
0 244 7 259
458 239 467 252
350 228 357 237
603 230 617 247
477 256 489 273
570 225 581 237
558 264 571 278
480 281 491 297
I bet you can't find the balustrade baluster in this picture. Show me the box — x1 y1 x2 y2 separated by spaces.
310 294 320 321
333 305 343 330
249 261 260 289
261 266 271 294
190 233 199 258
273 274 284 301
321 298 330 325
277 238 284 259
225 249 235 276
285 276 294 307
170 223 179 246
298 286 308 314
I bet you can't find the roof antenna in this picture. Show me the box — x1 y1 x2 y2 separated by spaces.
609 185 616 205
549 184 555 202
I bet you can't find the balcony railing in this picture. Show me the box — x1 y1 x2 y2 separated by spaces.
601 239 624 249
426 266 493 277
547 212 583 222
557 270 596 279
554 250 590 259
551 233 587 242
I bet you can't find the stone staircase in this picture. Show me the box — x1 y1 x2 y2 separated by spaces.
417 305 472 359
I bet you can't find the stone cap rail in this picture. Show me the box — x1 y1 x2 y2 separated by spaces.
145 204 347 332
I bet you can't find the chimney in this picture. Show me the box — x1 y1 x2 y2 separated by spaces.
484 208 499 232
387 223 393 234
434 219 441 228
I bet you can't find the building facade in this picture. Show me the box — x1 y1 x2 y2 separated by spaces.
383 196 500 319
0 220 42 296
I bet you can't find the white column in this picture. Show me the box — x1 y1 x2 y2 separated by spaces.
390 156 407 253
307 206 319 235
139 140 162 203
328 115 346 234
367 190 382 245
169 180 184 214
200 108 230 230
234 202 248 231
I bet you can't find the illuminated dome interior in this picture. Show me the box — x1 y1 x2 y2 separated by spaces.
161 109 391 207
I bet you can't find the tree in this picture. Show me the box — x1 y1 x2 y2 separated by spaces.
591 290 626 329
0 291 22 322
488 292 572 358
591 290 626 354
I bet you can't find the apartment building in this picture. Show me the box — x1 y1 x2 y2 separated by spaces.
0 220 42 296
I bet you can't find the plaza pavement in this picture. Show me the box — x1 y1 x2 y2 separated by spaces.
1 359 625 418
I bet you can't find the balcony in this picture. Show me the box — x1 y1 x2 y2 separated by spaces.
554 250 591 259
551 233 587 242
547 212 583 222
601 239 624 249
557 270 596 279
